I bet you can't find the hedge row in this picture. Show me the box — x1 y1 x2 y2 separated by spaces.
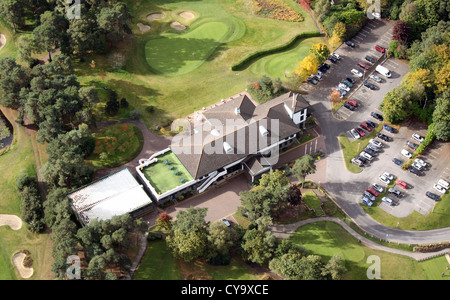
230 31 321 71
413 243 450 253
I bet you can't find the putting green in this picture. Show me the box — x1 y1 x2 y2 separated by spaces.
145 20 235 76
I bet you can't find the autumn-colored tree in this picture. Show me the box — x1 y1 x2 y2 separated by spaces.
330 89 341 106
329 22 346 48
392 20 411 43
433 61 450 95
309 43 330 63
156 211 173 231
295 54 319 76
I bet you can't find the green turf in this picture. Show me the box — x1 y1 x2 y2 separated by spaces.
141 150 194 194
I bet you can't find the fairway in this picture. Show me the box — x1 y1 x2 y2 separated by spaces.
145 20 233 75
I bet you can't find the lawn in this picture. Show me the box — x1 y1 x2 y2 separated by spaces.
141 150 194 194
289 221 449 280
86 123 144 169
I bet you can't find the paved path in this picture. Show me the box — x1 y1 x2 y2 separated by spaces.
269 217 450 261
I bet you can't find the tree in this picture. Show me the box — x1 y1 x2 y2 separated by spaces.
321 255 347 280
33 23 62 62
309 43 330 63
291 155 316 186
0 0 26 31
240 228 276 265
392 20 412 43
0 57 28 108
240 187 277 222
16 35 36 67
433 91 450 141
295 55 319 77
380 86 414 124
156 211 173 231
166 228 208 262
207 221 239 259
258 169 290 192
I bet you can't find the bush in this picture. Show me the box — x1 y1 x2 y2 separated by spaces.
129 110 141 120
147 232 163 241
145 105 155 113
207 253 231 265
16 174 37 191
120 98 129 108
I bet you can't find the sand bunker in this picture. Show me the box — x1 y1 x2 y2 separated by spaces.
170 22 186 31
12 252 33 279
179 11 195 20
137 23 151 32
147 13 164 21
0 214 22 230
0 34 6 51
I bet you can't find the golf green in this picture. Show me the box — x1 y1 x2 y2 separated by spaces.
145 20 232 76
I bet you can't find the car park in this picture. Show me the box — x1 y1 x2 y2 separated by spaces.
376 132 390 141
379 174 391 184
369 139 383 148
396 179 408 189
375 45 386 53
392 158 403 166
372 183 384 193
350 129 360 139
345 41 355 47
351 69 363 77
355 127 365 137
369 74 382 82
433 184 446 193
363 191 376 202
426 191 440 201
363 81 376 90
347 99 358 107
382 196 394 206
360 151 373 161
371 112 383 121
406 141 418 150
412 133 424 143
358 62 370 69
343 102 355 111
366 187 380 197
438 179 449 189
388 188 403 198
365 55 376 63
401 149 412 159
383 124 395 133
361 197 373 207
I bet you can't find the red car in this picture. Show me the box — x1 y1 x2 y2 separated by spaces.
375 45 386 53
366 188 380 197
347 99 358 107
355 127 365 137
358 62 370 69
396 179 407 189
360 122 372 131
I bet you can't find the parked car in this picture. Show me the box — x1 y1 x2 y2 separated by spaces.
345 41 355 47
414 158 428 168
379 175 391 184
328 55 338 63
433 184 446 193
392 158 403 166
366 144 380 153
307 76 318 85
382 172 395 181
371 112 383 121
347 99 358 107
343 102 355 111
366 120 376 129
350 129 360 139
383 124 395 133
363 147 377 157
365 55 376 63
341 79 353 88
361 122 373 132
360 151 373 161
336 87 347 96
382 197 394 206
375 45 386 53
369 139 383 148
338 83 350 92
401 149 412 159
361 197 373 207
358 62 370 69
313 72 323 80
355 127 365 137
412 161 423 170
331 52 340 60
426 191 440 201
363 81 376 90
366 187 380 197
222 218 231 227
372 183 384 193
351 157 364 167
388 188 403 198
406 141 418 150
351 69 363 78
437 179 449 189
376 132 389 141
369 74 382 82
346 77 356 84
396 179 408 189
357 155 368 164
363 191 376 202
408 166 422 176
412 133 424 143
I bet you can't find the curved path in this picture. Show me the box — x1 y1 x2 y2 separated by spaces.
270 217 450 261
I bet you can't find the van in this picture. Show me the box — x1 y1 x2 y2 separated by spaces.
438 179 449 189
375 65 391 78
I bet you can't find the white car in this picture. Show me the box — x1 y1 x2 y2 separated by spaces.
360 151 373 161
351 69 363 78
438 179 449 189
412 133 424 143
412 161 423 170
221 218 231 227
433 184 446 194
382 172 394 181
338 83 350 91
369 139 383 148
372 183 384 193
351 129 361 139
379 175 391 184
382 197 394 206
414 158 427 168
369 74 382 82
401 149 412 159
331 52 340 60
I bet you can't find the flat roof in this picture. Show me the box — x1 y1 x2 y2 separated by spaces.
67 167 152 226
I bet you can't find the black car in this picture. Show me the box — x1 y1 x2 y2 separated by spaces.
346 77 356 84
406 141 419 150
343 102 355 111
426 191 440 201
364 147 377 157
392 158 403 166
320 63 330 70
345 41 355 47
365 55 376 63
328 56 337 63
366 120 376 128
408 166 422 176
357 155 368 164
363 81 376 90
376 132 390 141
371 112 383 121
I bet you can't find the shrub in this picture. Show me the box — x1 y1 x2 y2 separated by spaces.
129 110 141 120
145 105 155 113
